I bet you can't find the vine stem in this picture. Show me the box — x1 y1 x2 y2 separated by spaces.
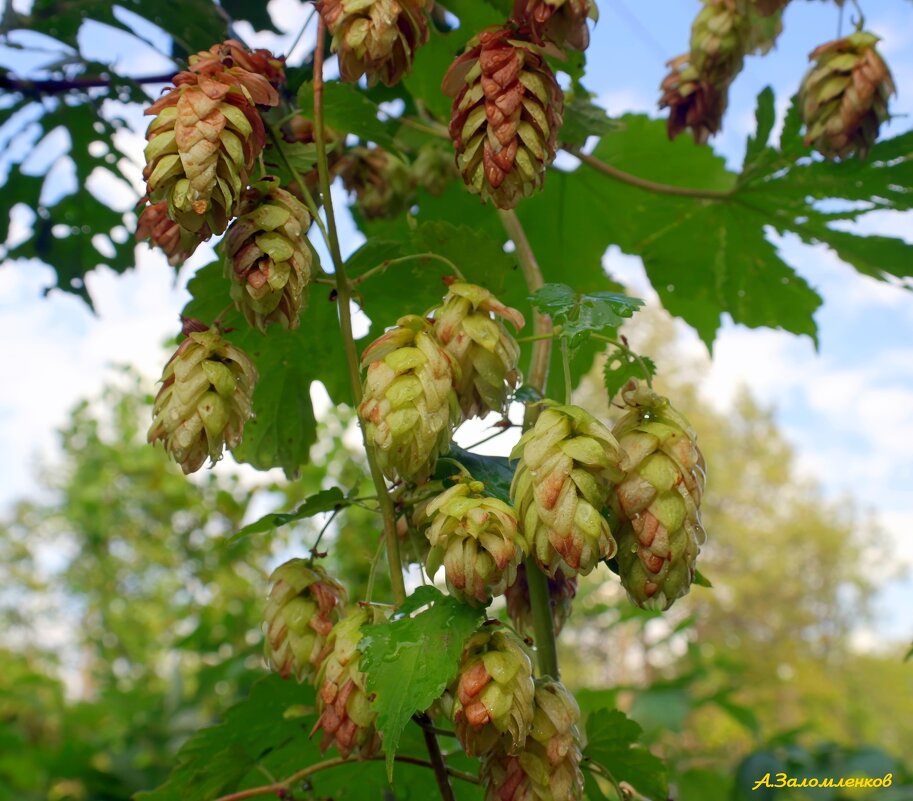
352 252 466 287
210 754 479 801
311 17 406 606
497 208 560 680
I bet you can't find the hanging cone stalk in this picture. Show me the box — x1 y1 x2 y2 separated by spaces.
432 282 525 419
512 0 598 51
225 178 315 332
444 26 564 209
510 403 624 577
148 324 257 474
505 563 577 637
612 380 707 611
264 559 347 682
800 30 894 159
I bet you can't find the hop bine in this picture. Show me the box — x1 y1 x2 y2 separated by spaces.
225 178 315 332
800 30 895 160
148 323 257 475
510 403 624 577
612 380 707 611
512 0 598 51
312 605 388 758
358 315 461 483
443 25 563 210
432 282 525 419
424 480 526 606
451 625 535 757
505 563 577 637
264 560 347 682
317 0 430 86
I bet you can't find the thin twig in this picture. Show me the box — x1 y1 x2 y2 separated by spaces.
0 71 176 95
416 713 458 801
352 252 466 287
462 424 517 451
267 124 330 245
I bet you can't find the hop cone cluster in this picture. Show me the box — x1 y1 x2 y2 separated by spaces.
136 200 210 266
312 605 387 758
264 559 347 682
800 31 895 159
612 380 706 611
444 26 564 210
510 404 623 577
424 481 526 606
318 0 430 86
225 178 314 332
505 563 577 638
338 146 415 220
432 282 525 419
512 0 598 51
481 679 584 801
148 324 257 474
358 315 461 482
452 626 535 757
143 40 281 236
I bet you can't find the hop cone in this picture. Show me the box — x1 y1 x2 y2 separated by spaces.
338 146 415 220
452 626 535 757
413 143 460 196
358 315 461 483
800 31 895 160
424 480 526 606
612 380 707 611
189 39 286 90
659 53 727 143
432 282 525 419
136 200 210 266
313 605 387 758
444 26 564 209
318 0 430 86
143 42 279 235
505 563 577 638
481 679 583 801
225 178 314 332
148 324 257 474
512 0 598 51
264 559 347 682
510 404 623 577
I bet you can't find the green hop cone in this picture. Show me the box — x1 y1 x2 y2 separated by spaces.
800 30 895 160
689 0 749 85
505 563 577 638
148 324 257 474
432 282 525 419
510 403 624 577
312 605 388 758
452 625 535 757
424 480 526 606
225 178 315 332
481 679 584 801
338 146 415 220
612 380 707 611
412 143 459 196
264 559 347 683
358 315 461 483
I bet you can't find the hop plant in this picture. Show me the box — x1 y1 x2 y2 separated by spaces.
512 0 598 51
510 404 624 577
312 605 387 758
452 626 535 757
412 143 460 196
136 200 210 266
612 380 707 611
505 563 577 638
148 323 257 474
443 26 564 210
432 282 525 419
143 41 280 235
337 146 415 220
800 30 895 160
224 178 315 332
481 679 584 801
318 0 430 86
358 315 461 483
264 559 347 682
424 480 526 606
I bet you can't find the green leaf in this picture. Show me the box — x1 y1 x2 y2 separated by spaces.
582 767 611 801
603 351 656 403
905 642 913 662
297 81 399 151
221 0 279 32
443 446 515 504
561 95 618 149
231 487 348 542
743 87 776 172
584 708 668 801
360 586 484 779
693 569 713 588
530 283 644 341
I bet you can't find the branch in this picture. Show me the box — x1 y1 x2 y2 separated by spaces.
0 71 176 95
565 145 735 200
416 713 458 801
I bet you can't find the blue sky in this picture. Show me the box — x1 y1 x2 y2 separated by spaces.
1 0 912 642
